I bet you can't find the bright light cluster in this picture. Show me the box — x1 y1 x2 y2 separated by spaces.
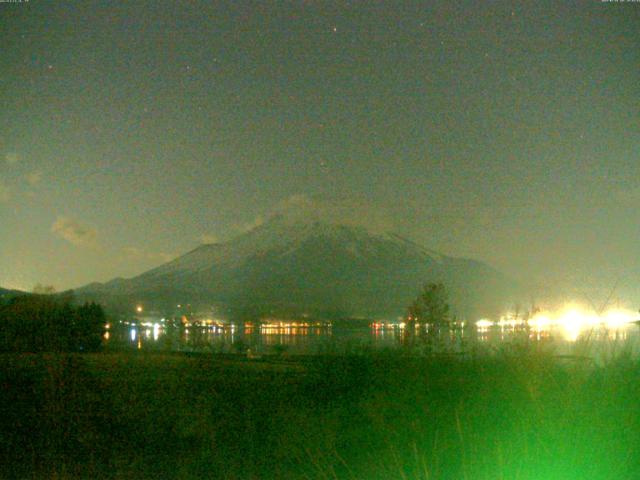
476 319 494 329
476 304 638 342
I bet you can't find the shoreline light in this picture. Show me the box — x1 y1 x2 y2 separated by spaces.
476 319 494 328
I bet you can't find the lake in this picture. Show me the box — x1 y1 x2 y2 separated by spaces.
104 318 640 361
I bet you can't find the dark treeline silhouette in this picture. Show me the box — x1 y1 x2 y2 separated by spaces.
0 293 105 352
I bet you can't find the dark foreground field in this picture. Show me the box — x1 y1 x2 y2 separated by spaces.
1 349 639 479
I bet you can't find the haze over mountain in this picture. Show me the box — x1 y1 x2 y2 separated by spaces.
78 216 522 320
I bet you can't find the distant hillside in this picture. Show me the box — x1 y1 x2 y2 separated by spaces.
0 287 25 303
78 216 524 320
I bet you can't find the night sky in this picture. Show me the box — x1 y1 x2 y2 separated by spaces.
1 1 639 303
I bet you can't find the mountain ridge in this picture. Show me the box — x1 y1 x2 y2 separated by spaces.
78 217 522 320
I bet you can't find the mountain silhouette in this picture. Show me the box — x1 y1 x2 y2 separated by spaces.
78 216 521 320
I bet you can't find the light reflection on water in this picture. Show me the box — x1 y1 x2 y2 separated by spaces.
104 321 640 361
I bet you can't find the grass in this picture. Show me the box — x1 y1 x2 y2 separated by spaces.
1 345 640 479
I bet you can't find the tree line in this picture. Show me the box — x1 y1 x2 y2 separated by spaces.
0 293 106 353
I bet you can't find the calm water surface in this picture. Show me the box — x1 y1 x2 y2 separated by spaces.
104 320 640 361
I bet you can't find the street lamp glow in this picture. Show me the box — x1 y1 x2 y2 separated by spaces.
528 314 552 330
476 319 493 328
603 309 636 328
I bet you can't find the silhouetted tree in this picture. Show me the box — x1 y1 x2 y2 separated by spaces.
407 282 451 326
72 302 106 352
